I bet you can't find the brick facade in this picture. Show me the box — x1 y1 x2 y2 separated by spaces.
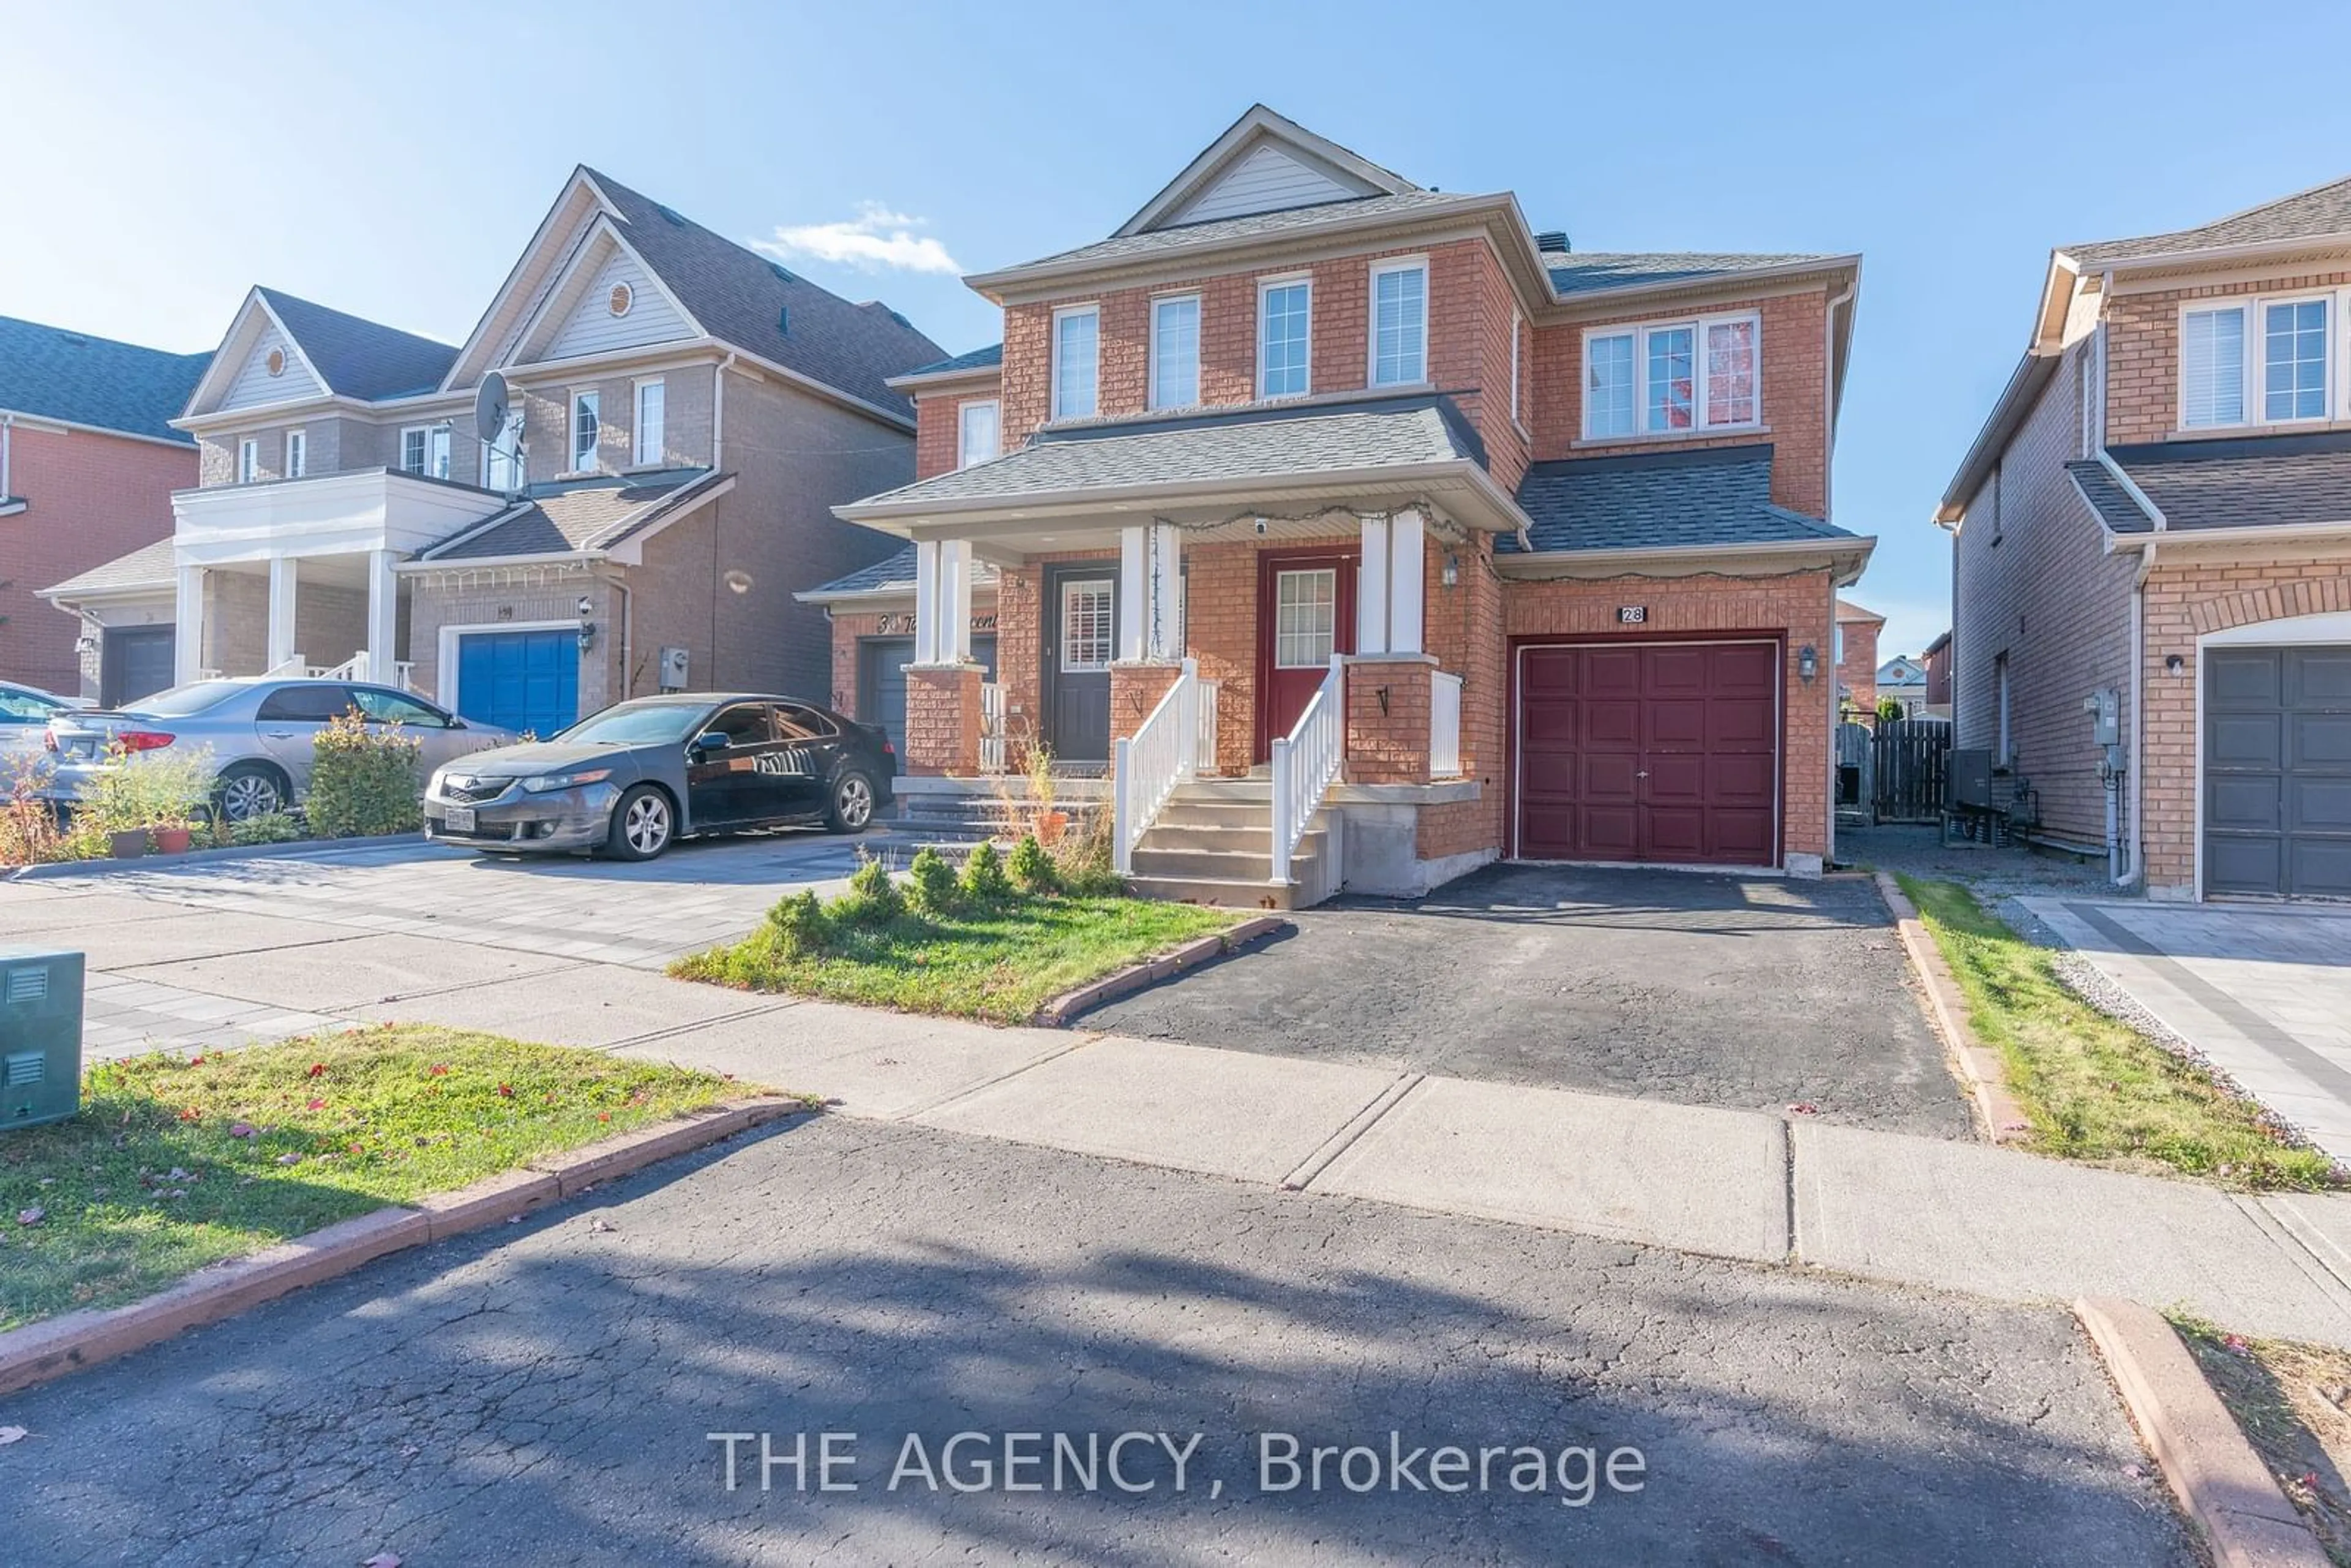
1835 612 1881 712
904 664 982 775
1108 661 1183 744
1344 659 1434 784
2103 267 2351 446
7 426 194 694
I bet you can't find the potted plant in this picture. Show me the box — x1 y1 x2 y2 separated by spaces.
108 827 148 859
150 819 195 855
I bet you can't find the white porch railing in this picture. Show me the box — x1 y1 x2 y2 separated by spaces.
1269 655 1346 886
1196 679 1220 773
1112 659 1201 876
979 682 1008 774
1431 670 1464 778
260 651 421 693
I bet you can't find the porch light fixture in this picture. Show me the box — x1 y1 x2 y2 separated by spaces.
2165 653 2185 676
1441 550 1459 588
74 634 98 655
576 595 596 654
1798 645 1819 683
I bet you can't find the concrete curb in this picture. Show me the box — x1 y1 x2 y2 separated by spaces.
1874 871 2033 1144
1032 915 1288 1026
2075 1296 2330 1568
8 831 429 882
0 1096 809 1397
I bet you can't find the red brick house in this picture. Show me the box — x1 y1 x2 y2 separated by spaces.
808 106 1870 903
1938 174 2351 899
2 317 206 702
1834 598 1884 714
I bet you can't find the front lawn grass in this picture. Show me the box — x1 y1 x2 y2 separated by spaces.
675 888 1239 1024
0 1026 752 1330
2170 1313 2351 1564
1897 874 2338 1191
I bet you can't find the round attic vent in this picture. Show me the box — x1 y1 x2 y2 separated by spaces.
264 348 285 377
609 282 634 317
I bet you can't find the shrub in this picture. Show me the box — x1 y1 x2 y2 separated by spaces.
227 811 304 847
959 839 1013 902
1008 834 1057 895
765 887 828 955
907 846 959 913
1051 809 1123 897
1875 696 1906 722
0 760 65 868
306 710 422 838
78 738 216 837
834 852 905 927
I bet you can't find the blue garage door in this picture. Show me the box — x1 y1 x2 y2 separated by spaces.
456 630 579 738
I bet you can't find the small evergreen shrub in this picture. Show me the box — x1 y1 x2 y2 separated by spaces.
1008 834 1057 895
227 811 304 847
907 846 959 913
306 710 422 838
765 887 828 955
834 853 904 926
959 839 1013 902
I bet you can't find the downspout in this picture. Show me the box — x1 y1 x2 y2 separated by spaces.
1820 276 1856 869
2 413 13 501
2120 549 2146 887
612 572 634 700
708 354 737 691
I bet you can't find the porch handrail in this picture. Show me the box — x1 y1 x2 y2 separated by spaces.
1111 659 1199 876
1269 655 1346 886
317 652 369 682
979 682 1008 775
1431 670 1464 778
262 654 309 678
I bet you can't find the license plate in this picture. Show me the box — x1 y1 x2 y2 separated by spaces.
443 806 476 833
70 738 97 759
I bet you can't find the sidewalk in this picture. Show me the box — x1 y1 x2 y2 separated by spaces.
345 960 2351 1348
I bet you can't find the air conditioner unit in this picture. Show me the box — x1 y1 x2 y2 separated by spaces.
0 948 83 1130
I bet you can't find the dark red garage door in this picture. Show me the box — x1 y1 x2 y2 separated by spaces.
1515 640 1780 866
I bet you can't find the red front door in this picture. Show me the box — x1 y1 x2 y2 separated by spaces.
1515 640 1780 866
1256 551 1357 760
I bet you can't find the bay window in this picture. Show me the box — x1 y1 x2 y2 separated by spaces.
1052 306 1099 421
1150 294 1201 409
1583 310 1761 440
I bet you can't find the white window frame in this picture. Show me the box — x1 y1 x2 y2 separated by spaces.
1051 304 1100 422
283 429 306 479
2176 290 2346 432
633 378 666 467
1580 309 1764 441
1148 292 1202 411
237 437 259 484
571 389 601 472
399 424 451 479
957 399 1000 469
481 412 523 491
1058 578 1114 673
1257 274 1313 400
1509 307 1524 430
1367 257 1429 388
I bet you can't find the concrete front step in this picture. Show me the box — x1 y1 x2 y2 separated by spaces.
1155 800 1277 830
1130 843 1322 882
1125 874 1301 911
1134 822 1285 854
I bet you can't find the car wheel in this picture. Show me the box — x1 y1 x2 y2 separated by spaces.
215 763 288 823
825 770 876 834
607 784 674 861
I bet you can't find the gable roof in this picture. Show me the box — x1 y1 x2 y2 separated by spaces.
2064 174 2351 267
0 316 207 443
797 541 1003 604
255 288 459 401
892 343 1003 385
1116 103 1422 238
981 190 1488 284
577 170 945 419
1546 252 1847 299
2066 432 2351 538
419 468 731 562
38 537 179 601
1503 445 1858 556
1835 598 1885 623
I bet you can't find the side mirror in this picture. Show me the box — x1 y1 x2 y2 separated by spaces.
692 730 730 755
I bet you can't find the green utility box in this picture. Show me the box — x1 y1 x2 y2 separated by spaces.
0 947 84 1129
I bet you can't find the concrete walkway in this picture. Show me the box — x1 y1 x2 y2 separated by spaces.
2024 896 2351 1161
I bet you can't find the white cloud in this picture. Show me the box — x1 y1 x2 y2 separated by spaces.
752 201 962 276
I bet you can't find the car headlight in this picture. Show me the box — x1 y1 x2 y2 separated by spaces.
520 768 613 793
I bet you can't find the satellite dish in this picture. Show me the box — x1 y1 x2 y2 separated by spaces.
473 372 511 443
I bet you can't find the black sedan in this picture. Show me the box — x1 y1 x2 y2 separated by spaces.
422 692 894 860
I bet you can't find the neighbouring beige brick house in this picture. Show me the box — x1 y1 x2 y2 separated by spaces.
45 168 942 739
803 105 1872 906
1938 176 2351 899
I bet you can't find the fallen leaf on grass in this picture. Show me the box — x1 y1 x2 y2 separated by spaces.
228 1122 257 1139
16 1207 43 1226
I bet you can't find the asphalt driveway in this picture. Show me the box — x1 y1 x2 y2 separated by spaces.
1089 863 1974 1139
0 1117 2186 1567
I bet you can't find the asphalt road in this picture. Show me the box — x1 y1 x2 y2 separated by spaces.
1088 863 1976 1138
2 1116 2184 1566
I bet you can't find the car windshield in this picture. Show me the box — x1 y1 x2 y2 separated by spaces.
122 681 245 718
553 703 710 746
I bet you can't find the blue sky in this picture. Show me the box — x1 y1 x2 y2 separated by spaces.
10 1 2350 659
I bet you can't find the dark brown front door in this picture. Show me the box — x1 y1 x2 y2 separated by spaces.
1515 640 1779 866
1256 550 1357 760
1041 563 1118 763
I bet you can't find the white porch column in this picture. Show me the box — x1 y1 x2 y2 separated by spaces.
174 562 206 685
1357 512 1392 654
1144 523 1182 661
266 556 299 671
1117 524 1147 662
940 539 974 664
912 539 942 664
364 549 397 686
1387 508 1425 656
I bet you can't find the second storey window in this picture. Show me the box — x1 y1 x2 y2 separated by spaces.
1053 306 1099 421
237 438 259 483
1370 260 1427 386
284 429 306 479
2181 293 2342 428
958 400 1000 468
1260 278 1310 399
1584 312 1761 439
400 425 451 479
634 380 666 466
483 412 523 492
571 390 601 471
2265 300 2328 421
1150 294 1201 410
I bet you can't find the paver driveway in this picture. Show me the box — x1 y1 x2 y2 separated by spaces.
0 1117 2188 1567
2024 896 2351 1161
1087 863 1974 1138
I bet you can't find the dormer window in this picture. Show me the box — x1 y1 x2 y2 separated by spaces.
1583 310 1760 440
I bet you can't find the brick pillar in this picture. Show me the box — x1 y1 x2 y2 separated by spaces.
1109 661 1183 743
1345 658 1434 784
904 663 982 776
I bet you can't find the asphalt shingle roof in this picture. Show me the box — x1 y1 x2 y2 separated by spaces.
2068 432 2351 535
901 343 1003 378
256 289 459 402
423 468 725 561
800 542 1002 602
587 170 947 419
847 394 1483 511
39 537 178 599
2065 176 2351 266
0 317 207 444
1502 444 1853 555
994 191 1484 274
1543 252 1843 297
